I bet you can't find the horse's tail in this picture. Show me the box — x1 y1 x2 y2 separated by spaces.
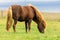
6 6 13 31
29 4 46 29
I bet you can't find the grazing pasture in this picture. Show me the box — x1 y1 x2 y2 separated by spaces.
0 13 60 40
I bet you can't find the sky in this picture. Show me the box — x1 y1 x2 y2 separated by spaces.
0 0 60 12
0 0 60 2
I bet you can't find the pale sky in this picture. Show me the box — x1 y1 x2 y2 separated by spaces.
0 0 60 3
0 0 60 12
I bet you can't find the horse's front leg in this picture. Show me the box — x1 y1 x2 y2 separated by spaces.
25 20 32 33
13 20 17 32
28 20 32 32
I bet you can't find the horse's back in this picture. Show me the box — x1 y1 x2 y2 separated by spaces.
11 5 34 22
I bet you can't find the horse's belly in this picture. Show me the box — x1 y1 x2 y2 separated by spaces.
18 17 26 22
18 19 24 22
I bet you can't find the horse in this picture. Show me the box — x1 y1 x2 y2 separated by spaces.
6 4 46 33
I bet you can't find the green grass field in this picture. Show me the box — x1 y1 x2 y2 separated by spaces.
0 13 60 40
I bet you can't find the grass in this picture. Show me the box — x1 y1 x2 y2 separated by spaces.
0 13 60 40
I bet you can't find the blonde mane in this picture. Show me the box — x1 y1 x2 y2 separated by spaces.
28 4 46 28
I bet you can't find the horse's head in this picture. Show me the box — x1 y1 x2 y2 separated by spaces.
38 20 46 33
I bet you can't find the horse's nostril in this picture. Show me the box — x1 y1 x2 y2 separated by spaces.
40 31 44 33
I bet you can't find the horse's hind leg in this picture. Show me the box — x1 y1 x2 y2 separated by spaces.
25 21 28 33
13 20 17 32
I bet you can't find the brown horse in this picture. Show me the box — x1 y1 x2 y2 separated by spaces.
6 4 46 33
